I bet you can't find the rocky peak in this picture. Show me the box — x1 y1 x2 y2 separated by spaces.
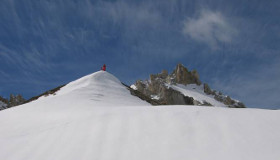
172 64 201 85
151 70 168 81
132 64 245 108
133 64 204 105
148 64 202 86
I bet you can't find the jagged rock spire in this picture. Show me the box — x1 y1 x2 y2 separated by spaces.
173 64 201 85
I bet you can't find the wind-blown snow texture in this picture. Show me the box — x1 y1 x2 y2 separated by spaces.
0 71 279 160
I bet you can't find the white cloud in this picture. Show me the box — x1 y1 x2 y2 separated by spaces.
183 10 237 49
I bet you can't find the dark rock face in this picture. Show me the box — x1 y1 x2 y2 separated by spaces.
122 83 162 105
160 87 194 105
132 64 246 108
235 102 246 108
224 96 235 105
204 83 212 95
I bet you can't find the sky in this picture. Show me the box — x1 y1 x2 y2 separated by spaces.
0 0 280 109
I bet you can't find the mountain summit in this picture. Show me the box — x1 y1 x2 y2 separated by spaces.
132 64 245 108
28 71 150 108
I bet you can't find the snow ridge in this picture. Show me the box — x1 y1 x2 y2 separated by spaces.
31 71 150 107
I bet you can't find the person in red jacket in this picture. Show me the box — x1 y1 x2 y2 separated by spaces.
101 64 106 71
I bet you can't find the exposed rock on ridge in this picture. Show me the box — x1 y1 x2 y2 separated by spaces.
24 84 65 104
0 96 8 110
0 94 26 111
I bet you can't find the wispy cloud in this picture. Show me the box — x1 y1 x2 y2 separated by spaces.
183 9 238 50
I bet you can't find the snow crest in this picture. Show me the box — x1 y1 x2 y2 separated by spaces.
57 71 123 95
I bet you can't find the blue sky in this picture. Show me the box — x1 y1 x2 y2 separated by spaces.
0 0 280 109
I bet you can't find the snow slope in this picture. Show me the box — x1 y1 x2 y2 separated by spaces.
0 71 279 160
167 84 227 107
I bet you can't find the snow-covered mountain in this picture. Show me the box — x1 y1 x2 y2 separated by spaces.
0 71 279 160
27 71 150 107
132 64 245 108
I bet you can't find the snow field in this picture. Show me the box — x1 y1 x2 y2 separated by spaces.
0 71 279 160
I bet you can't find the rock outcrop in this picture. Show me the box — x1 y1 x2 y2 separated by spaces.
0 94 26 111
160 87 194 105
8 94 25 107
172 64 201 85
132 64 246 108
0 96 8 110
24 84 65 104
0 96 8 104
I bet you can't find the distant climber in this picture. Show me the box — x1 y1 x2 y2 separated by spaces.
101 64 106 71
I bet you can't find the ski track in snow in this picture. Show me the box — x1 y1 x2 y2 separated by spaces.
0 71 279 160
